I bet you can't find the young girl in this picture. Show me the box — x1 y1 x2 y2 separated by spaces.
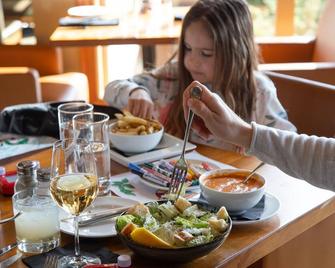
104 0 296 151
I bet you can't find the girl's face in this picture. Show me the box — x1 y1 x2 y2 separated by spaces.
183 20 215 84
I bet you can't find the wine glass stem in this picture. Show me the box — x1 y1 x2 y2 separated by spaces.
74 216 81 260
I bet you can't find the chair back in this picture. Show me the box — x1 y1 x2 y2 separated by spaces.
0 67 42 110
265 71 335 137
0 46 63 76
313 0 335 62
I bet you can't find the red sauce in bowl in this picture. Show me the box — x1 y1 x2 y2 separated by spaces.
203 174 263 193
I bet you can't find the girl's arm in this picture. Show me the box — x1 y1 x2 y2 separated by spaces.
103 62 178 110
248 122 335 190
254 72 297 132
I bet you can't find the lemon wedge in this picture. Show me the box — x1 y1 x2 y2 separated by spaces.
130 227 173 249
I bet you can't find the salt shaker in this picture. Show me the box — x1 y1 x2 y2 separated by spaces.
36 168 51 196
14 160 40 193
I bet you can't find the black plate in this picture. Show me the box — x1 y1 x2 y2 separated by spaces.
116 200 232 263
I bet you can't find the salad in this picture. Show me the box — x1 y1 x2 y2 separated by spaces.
116 197 230 248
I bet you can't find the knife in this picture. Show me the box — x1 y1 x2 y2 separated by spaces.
78 207 130 227
0 242 18 257
0 252 22 268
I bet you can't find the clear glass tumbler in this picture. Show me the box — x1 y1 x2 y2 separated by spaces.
73 112 111 195
12 188 60 253
57 102 94 140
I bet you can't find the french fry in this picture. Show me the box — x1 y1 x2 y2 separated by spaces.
122 116 148 126
112 110 162 136
117 120 129 128
115 113 124 120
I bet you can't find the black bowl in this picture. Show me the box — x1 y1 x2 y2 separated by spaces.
116 200 232 263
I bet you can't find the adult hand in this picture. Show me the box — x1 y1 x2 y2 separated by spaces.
183 81 253 149
128 88 154 119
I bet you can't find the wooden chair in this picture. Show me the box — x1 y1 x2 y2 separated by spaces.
265 71 335 137
0 45 89 110
258 0 335 85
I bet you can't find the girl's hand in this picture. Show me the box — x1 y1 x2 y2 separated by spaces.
128 89 154 119
183 81 253 149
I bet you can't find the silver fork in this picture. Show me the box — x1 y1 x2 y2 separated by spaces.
168 86 202 201
43 255 59 268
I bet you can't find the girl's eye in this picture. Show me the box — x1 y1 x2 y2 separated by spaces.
184 44 192 51
201 51 213 57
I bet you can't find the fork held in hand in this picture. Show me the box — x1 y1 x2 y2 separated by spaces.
168 86 202 201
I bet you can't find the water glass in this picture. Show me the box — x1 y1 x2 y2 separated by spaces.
73 112 111 195
12 188 60 253
58 102 94 140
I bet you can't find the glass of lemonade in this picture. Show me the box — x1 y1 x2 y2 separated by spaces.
73 112 111 196
57 102 94 140
12 188 60 253
50 138 100 267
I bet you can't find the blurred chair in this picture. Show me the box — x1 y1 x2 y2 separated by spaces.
0 45 89 110
258 0 335 84
265 71 335 137
0 67 42 110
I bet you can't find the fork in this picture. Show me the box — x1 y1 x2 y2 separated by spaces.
43 255 59 268
168 86 202 201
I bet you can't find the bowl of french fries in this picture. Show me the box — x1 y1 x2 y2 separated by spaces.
109 110 164 154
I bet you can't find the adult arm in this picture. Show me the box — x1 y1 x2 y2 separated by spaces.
248 123 335 190
184 81 335 191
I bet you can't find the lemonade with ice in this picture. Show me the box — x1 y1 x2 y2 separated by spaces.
13 190 60 253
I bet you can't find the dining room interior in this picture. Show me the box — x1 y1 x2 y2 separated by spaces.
1 0 335 268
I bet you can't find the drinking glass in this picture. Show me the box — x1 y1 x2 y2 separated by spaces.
12 188 60 253
58 102 94 140
73 112 111 196
50 138 100 267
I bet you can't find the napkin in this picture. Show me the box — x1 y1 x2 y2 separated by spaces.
22 240 119 268
229 195 265 221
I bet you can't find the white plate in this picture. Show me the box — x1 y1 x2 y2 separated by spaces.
110 133 197 167
232 192 280 225
59 196 138 238
138 159 220 191
67 5 111 17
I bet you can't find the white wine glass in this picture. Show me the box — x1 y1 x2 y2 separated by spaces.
50 138 100 267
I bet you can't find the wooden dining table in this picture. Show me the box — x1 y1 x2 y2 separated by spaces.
49 6 188 104
1 144 335 268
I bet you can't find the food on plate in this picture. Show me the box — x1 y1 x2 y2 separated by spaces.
116 197 230 249
203 173 264 193
112 110 162 135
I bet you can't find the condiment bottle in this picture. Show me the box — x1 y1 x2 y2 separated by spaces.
14 160 40 193
36 168 51 196
117 255 132 268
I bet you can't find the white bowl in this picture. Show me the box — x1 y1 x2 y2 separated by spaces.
199 169 265 214
108 121 164 154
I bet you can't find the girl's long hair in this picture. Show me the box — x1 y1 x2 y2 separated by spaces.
165 0 258 137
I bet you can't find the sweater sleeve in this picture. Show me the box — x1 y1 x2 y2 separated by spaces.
254 72 297 132
103 62 178 110
247 122 335 190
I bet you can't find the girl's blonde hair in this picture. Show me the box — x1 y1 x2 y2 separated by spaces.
165 0 258 137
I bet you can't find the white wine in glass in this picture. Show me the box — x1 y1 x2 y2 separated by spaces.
50 138 100 267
